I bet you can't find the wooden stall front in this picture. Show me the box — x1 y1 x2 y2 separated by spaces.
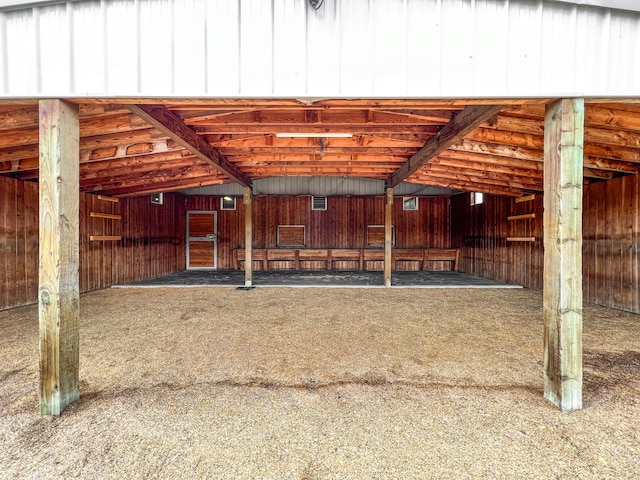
0 175 185 311
452 173 640 314
184 194 455 272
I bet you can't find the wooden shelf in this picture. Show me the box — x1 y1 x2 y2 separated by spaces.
90 235 121 241
90 212 122 220
97 195 119 203
507 213 536 221
507 237 536 242
515 194 536 203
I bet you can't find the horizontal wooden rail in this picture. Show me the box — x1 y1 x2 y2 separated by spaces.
507 213 536 221
234 248 459 271
97 195 119 203
506 237 536 242
515 194 536 203
89 235 122 241
90 212 122 220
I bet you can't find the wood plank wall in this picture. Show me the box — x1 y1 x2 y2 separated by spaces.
185 195 451 270
451 193 544 289
451 174 640 314
0 176 186 311
583 175 640 313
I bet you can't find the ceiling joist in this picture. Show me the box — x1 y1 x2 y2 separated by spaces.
386 105 504 188
126 104 252 188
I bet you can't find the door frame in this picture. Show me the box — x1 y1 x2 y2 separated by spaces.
186 210 218 270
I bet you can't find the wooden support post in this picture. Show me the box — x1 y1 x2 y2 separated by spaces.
38 99 80 416
543 98 584 412
244 188 253 286
384 187 394 288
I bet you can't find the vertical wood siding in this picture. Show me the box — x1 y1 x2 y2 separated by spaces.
451 175 640 314
185 195 451 271
0 176 186 310
4 177 638 312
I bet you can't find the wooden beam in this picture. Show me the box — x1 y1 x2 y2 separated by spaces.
387 105 504 188
90 235 122 241
407 176 526 197
543 98 584 412
89 212 122 220
195 124 440 135
38 99 80 416
96 178 229 197
506 237 537 242
126 104 252 187
515 194 536 203
507 213 536 221
97 195 119 203
384 187 393 288
244 187 253 287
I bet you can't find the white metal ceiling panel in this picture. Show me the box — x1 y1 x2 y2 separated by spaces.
1 0 639 98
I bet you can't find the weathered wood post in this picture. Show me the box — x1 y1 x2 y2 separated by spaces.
384 187 394 288
39 99 80 415
543 98 584 412
244 187 253 286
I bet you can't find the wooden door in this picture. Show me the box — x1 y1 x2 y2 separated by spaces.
187 211 217 269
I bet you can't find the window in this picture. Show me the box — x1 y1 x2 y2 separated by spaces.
470 192 484 206
221 196 236 210
367 225 396 248
312 196 327 211
277 225 306 247
402 197 418 211
150 192 163 205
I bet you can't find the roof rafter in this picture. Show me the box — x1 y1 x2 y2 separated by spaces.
386 105 504 188
126 104 252 188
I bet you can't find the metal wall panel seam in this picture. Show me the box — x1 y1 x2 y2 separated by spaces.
0 12 7 92
33 6 40 92
66 1 73 92
1 0 640 97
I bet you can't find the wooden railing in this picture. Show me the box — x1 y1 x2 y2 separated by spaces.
234 248 459 271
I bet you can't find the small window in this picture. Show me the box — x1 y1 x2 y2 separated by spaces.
403 197 418 211
312 196 327 211
221 196 236 210
366 225 396 248
277 225 306 247
470 192 484 206
150 192 164 205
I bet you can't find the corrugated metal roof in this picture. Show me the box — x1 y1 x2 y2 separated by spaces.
1 0 639 98
181 177 457 196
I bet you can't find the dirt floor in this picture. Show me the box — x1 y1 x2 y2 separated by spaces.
1 287 639 479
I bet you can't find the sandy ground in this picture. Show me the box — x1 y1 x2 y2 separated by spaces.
0 287 639 479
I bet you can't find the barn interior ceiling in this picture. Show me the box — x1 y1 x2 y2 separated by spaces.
1 97 640 198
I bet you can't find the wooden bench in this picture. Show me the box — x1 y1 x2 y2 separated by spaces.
266 248 298 269
394 249 425 268
235 248 267 270
424 248 459 271
328 249 363 270
234 248 459 271
298 249 330 269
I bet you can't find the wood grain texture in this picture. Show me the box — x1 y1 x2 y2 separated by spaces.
387 105 504 188
126 104 251 187
244 188 253 286
543 98 584 412
0 176 185 311
38 99 80 416
384 188 394 287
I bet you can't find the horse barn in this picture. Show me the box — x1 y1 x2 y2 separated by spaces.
1 0 639 477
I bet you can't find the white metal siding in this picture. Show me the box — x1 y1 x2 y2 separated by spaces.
181 177 456 196
1 0 639 98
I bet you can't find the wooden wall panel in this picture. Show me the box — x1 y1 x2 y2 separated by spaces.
184 195 452 271
452 175 640 314
0 176 186 311
452 193 544 290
